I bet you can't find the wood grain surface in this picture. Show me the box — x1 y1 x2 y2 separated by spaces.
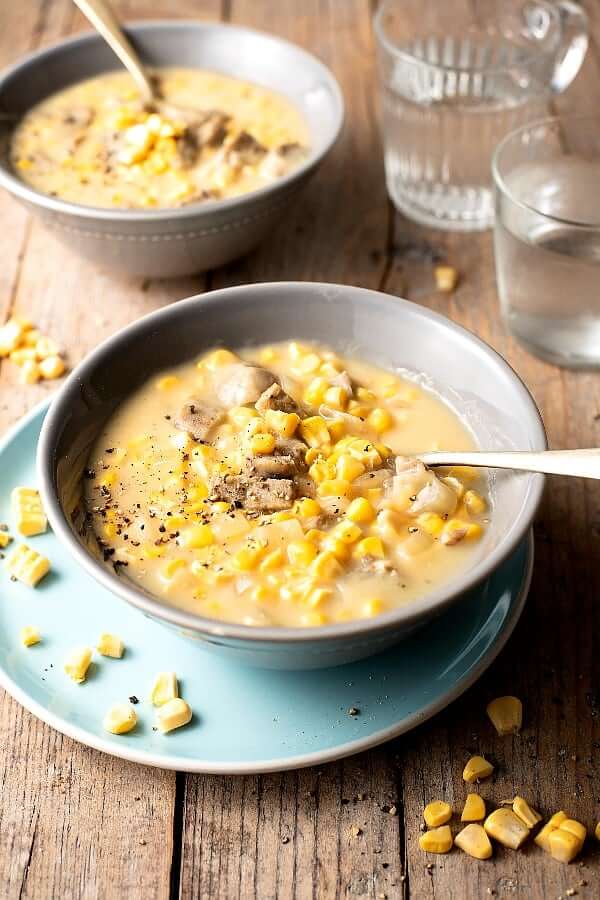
1 1 599 898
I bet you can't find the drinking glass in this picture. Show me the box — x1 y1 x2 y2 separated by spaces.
493 114 600 368
373 0 588 231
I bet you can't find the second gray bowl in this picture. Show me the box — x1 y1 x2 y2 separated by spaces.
0 21 343 277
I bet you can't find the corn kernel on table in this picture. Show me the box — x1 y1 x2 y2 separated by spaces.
2 2 600 898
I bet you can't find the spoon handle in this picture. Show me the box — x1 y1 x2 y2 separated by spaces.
418 449 600 480
72 0 155 103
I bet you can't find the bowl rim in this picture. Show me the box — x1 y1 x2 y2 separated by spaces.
0 19 345 222
37 282 547 645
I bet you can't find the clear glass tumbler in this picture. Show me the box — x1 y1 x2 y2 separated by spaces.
373 0 588 231
493 114 600 368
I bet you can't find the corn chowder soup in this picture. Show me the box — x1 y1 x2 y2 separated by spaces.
11 68 308 209
85 343 489 627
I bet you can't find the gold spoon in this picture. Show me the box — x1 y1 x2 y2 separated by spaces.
418 448 600 479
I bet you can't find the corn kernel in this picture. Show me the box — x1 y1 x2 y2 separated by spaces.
0 319 24 356
321 536 351 561
64 647 93 684
305 448 320 466
287 540 318 567
304 377 330 406
535 811 568 853
0 531 12 548
300 416 331 449
270 510 294 522
202 348 237 370
305 586 332 608
10 347 38 365
259 548 285 572
299 610 328 626
548 820 586 863
512 797 542 829
417 512 445 537
346 497 375 523
156 374 179 391
362 597 385 617
11 487 47 536
332 521 362 544
19 359 40 384
179 524 214 549
96 633 125 659
356 387 377 403
435 265 459 292
419 825 453 854
264 409 300 438
461 794 486 822
336 455 365 482
454 824 493 860
484 808 529 849
233 541 267 570
251 585 274 604
305 528 325 545
368 408 393 433
595 821 600 841
103 702 137 735
38 354 66 380
6 543 50 587
327 420 346 443
486 696 522 735
292 352 321 376
150 671 178 706
156 697 192 733
354 536 385 559
293 497 321 518
318 478 352 498
249 432 276 455
423 801 452 828
162 558 186 580
309 551 342 579
464 490 486 516
463 755 494 783
323 386 348 410
20 625 41 647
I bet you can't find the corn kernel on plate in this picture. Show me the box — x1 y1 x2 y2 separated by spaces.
0 403 533 773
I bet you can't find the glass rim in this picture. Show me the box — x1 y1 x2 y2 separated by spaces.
492 112 600 229
373 0 560 76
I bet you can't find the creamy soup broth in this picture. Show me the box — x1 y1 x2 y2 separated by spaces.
85 342 489 627
11 68 308 209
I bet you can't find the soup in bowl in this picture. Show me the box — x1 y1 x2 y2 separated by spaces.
37 283 545 668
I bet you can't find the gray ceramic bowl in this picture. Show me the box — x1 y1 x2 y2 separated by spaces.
37 282 546 669
0 21 343 277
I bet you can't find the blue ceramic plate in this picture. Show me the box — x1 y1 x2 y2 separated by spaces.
0 402 533 773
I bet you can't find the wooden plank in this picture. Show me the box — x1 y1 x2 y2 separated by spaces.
0 3 218 899
181 751 404 900
382 2 600 896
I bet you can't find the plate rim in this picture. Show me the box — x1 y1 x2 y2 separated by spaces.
0 401 533 774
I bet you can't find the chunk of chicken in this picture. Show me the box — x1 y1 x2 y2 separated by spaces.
213 364 279 407
226 131 267 167
245 477 296 512
255 382 299 414
175 400 224 441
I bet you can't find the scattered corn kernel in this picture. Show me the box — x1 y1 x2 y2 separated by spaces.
0 319 24 355
150 671 178 706
323 385 348 410
435 265 459 292
484 808 530 850
419 825 453 854
336 455 365 482
512 796 542 829
39 355 66 380
548 819 586 863
318 478 352 498
463 755 494 783
6 543 50 586
103 703 137 735
332 521 362 545
0 531 12 548
20 625 41 647
64 647 93 684
304 377 330 406
264 410 300 438
423 800 452 828
486 696 522 735
417 512 445 537
19 359 40 384
455 824 493 860
461 794 486 822
156 697 193 733
294 497 321 518
96 632 125 659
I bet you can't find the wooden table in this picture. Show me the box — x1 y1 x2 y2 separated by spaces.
2 2 600 897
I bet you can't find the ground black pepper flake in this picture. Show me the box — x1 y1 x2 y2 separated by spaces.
348 706 360 717
129 695 139 704
84 468 96 479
